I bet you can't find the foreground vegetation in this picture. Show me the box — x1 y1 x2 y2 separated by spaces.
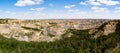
0 21 120 53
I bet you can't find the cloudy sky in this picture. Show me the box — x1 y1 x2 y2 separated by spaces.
0 0 120 19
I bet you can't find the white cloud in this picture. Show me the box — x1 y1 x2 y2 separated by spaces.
0 11 46 19
80 0 119 6
15 0 44 6
80 0 101 6
91 6 109 13
114 7 120 13
68 9 79 12
97 0 119 6
30 7 45 12
114 10 120 13
91 6 99 10
64 5 76 9
90 1 101 6
80 2 88 6
68 10 87 16
49 10 120 19
0 10 120 19
89 0 95 2
67 9 86 15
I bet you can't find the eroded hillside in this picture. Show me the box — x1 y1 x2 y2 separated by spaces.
0 19 110 42
0 19 120 53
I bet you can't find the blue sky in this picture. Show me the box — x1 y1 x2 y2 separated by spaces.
0 0 120 19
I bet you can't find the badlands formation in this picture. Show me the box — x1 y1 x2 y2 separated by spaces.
0 19 116 42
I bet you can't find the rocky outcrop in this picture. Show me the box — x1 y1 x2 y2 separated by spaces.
89 20 118 39
104 21 118 35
